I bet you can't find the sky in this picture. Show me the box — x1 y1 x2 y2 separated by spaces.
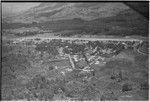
2 3 40 16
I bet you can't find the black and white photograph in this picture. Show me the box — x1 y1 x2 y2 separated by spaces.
1 1 149 101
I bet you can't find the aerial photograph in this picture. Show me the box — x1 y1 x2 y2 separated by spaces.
1 2 149 101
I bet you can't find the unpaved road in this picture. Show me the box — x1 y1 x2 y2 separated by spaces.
13 36 147 42
137 48 148 56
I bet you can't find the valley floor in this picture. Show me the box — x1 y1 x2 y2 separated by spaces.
2 37 149 101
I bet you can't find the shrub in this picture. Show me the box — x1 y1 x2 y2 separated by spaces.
122 83 132 92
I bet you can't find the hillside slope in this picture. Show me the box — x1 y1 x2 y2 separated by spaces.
3 3 130 23
2 3 148 37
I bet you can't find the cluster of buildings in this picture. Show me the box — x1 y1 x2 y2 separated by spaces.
8 37 146 76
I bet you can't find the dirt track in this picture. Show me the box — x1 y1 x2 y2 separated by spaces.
14 36 147 42
137 48 148 56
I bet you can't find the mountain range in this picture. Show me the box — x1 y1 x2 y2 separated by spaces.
2 3 148 37
3 3 131 23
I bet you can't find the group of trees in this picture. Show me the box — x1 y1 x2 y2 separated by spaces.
35 42 59 57
34 39 136 57
15 31 39 37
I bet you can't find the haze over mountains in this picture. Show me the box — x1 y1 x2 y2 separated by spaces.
2 3 40 18
2 3 149 37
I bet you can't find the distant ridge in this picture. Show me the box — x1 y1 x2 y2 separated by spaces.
2 2 148 37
